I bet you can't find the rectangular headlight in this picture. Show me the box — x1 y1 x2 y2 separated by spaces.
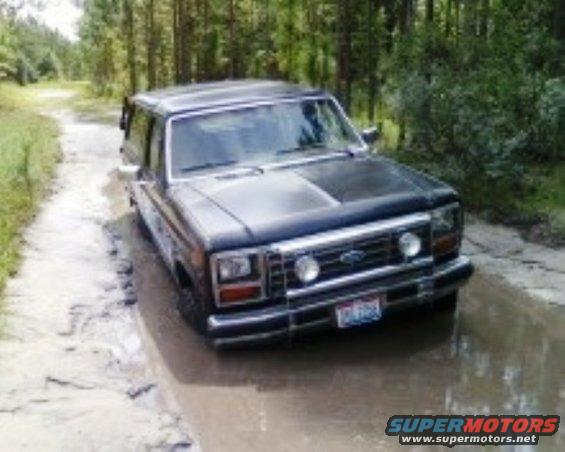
431 204 462 257
211 249 266 306
432 204 460 236
217 255 252 282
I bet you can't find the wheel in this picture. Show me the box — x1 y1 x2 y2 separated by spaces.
177 285 210 335
135 207 152 241
434 291 458 311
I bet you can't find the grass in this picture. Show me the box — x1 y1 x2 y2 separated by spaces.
387 145 565 243
60 81 120 123
374 116 565 244
352 104 401 152
4 80 120 123
0 82 61 299
519 164 565 238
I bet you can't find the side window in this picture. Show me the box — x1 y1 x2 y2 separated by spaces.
128 107 151 164
149 119 165 182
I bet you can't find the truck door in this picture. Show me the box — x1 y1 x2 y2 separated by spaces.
143 117 175 268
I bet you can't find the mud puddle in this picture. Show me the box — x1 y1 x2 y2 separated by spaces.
108 175 565 451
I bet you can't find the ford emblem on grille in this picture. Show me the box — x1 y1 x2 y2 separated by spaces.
340 249 366 265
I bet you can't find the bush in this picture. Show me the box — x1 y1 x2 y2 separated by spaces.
37 51 63 80
382 0 563 216
537 78 565 162
15 54 38 85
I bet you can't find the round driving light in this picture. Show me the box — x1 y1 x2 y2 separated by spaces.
294 255 320 284
398 232 422 258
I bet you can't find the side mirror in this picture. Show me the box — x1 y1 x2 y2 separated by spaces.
361 126 379 145
118 164 141 182
120 96 130 130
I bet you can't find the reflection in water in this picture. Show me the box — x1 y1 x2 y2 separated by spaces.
124 203 565 452
447 286 565 421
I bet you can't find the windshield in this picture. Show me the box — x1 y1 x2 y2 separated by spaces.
169 98 363 178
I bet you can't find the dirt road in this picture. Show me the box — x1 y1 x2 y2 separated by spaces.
0 103 189 450
2 93 564 451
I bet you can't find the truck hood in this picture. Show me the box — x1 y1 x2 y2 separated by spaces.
169 155 458 251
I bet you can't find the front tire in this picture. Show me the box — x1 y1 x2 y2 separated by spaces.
135 207 152 241
177 286 210 336
434 291 458 311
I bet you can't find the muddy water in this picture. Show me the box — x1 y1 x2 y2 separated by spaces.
106 163 565 449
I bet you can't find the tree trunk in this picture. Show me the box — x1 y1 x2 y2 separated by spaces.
282 0 297 80
479 0 489 39
172 0 180 83
423 0 434 152
367 0 379 123
194 0 201 80
445 0 452 37
146 0 156 89
228 0 237 78
155 23 168 86
336 0 352 112
454 0 460 43
464 0 478 37
305 0 318 85
178 0 192 83
202 0 210 79
399 0 413 36
321 40 330 89
382 0 396 52
264 0 278 77
123 0 137 93
556 0 565 53
426 0 433 23
399 120 406 148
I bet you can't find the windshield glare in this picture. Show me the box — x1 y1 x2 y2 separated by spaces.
170 98 362 177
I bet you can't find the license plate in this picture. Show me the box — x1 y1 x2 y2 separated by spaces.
335 295 384 329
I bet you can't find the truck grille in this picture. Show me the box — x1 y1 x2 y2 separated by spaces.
267 223 431 297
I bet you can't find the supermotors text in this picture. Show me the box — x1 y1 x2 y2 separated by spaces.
385 415 560 447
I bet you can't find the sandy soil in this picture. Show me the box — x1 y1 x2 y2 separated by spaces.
464 217 565 305
0 108 190 450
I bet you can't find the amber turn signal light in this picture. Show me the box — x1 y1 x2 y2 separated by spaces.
433 233 459 257
219 285 261 303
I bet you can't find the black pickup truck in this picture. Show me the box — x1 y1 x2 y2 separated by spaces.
119 80 473 347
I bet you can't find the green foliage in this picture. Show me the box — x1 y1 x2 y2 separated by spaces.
519 163 565 237
79 0 123 96
382 0 564 216
0 16 16 78
37 50 63 79
77 0 565 233
537 78 565 162
0 83 60 293
0 11 81 85
15 54 38 85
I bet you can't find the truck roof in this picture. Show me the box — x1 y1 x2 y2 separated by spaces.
132 79 326 117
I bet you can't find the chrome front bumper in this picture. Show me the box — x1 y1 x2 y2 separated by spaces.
207 256 474 347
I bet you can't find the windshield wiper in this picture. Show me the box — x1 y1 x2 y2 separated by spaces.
179 160 238 173
276 144 359 161
276 143 328 156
